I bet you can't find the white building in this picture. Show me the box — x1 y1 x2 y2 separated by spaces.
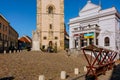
69 1 120 53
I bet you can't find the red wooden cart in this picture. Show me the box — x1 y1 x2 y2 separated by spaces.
82 45 117 80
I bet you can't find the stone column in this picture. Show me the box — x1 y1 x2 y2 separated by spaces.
71 36 76 49
70 36 75 49
94 32 96 45
72 39 76 48
87 38 89 46
78 36 81 50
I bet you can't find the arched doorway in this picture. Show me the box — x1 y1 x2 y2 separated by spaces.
47 41 54 52
49 41 53 47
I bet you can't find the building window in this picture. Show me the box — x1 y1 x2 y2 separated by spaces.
48 6 54 14
55 37 58 40
96 39 98 45
43 36 47 40
5 26 7 31
79 27 84 30
104 37 110 46
0 23 1 29
74 28 78 31
5 35 7 40
3 34 4 40
0 33 1 40
49 24 52 29
3 25 4 31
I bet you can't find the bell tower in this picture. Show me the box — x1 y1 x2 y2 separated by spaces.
35 0 64 50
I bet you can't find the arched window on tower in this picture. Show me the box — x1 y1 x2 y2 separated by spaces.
104 37 110 46
48 6 54 14
49 24 52 29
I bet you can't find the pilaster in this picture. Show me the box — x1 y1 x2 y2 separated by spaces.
60 0 64 50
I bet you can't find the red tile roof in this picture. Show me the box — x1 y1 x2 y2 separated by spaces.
18 36 32 43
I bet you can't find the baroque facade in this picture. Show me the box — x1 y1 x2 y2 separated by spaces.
32 0 64 50
69 1 120 52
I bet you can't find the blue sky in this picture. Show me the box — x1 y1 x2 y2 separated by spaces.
0 0 120 38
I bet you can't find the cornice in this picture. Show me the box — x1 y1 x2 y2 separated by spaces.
69 15 98 25
69 8 119 25
0 14 10 24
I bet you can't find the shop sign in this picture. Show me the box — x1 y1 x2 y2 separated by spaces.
84 32 94 39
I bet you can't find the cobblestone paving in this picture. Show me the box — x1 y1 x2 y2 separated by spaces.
0 51 117 80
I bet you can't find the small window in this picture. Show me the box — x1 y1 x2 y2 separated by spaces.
43 36 47 40
5 35 7 40
0 23 1 29
0 33 1 39
3 34 4 40
96 39 98 45
55 37 58 40
74 28 78 30
48 6 53 14
104 37 110 46
50 24 52 29
3 25 4 31
6 26 7 31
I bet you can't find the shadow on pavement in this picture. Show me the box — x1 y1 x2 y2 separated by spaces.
109 64 120 80
0 76 14 80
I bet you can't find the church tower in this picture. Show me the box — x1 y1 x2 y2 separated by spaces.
35 0 64 50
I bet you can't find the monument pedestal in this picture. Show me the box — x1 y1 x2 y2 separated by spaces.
32 31 40 51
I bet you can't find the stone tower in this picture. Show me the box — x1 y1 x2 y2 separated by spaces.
34 0 64 50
